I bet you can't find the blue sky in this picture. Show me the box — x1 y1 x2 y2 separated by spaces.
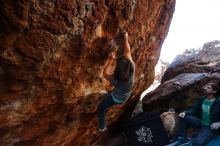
160 0 220 63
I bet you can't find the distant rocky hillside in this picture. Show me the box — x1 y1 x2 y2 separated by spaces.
155 59 170 81
141 59 169 97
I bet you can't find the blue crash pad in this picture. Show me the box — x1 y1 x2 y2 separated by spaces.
207 135 220 146
166 135 220 146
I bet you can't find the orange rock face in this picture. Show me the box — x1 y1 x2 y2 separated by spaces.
0 0 175 145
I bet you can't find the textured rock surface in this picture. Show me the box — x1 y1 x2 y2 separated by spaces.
162 40 220 82
143 72 220 112
0 0 175 145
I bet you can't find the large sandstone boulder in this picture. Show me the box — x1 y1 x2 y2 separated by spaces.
143 40 220 113
143 72 220 112
162 40 220 82
0 0 175 145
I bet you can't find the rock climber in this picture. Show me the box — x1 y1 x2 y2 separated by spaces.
97 31 135 132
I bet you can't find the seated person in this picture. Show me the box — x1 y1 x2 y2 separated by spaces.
177 82 220 146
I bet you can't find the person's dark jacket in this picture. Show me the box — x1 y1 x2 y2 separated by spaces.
185 96 220 124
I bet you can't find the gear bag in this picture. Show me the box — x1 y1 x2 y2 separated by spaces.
122 112 169 146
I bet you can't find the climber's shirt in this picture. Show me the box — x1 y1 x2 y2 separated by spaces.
109 59 135 103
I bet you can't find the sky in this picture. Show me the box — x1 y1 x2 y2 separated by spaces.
160 0 220 63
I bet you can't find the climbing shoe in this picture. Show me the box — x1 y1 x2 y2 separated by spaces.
99 127 107 132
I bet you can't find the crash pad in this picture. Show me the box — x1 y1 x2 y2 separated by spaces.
166 135 220 146
207 135 220 146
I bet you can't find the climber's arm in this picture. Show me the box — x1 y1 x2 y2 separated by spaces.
103 52 116 80
123 31 133 61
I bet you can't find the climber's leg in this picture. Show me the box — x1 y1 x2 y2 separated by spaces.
97 93 118 130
